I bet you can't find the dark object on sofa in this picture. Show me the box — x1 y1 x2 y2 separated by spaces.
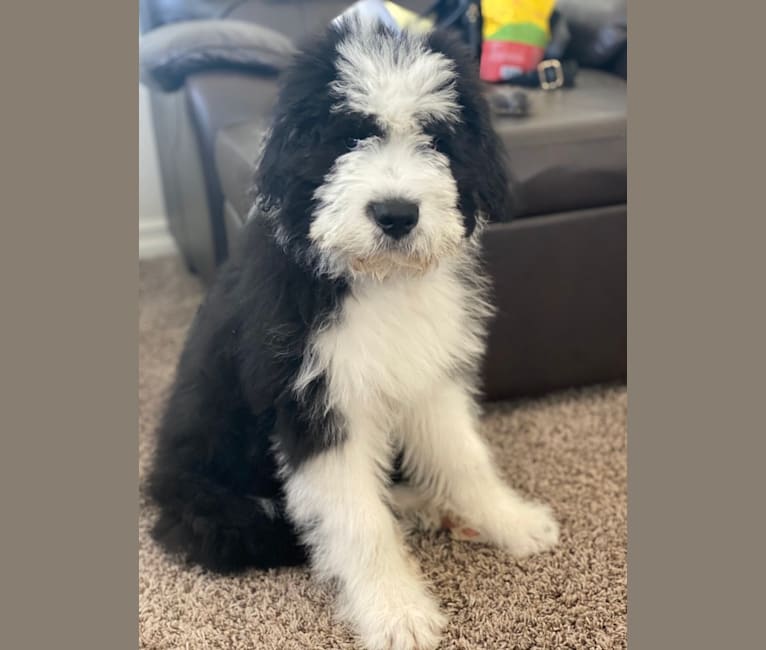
139 0 626 400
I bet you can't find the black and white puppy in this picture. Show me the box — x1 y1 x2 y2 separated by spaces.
148 19 558 650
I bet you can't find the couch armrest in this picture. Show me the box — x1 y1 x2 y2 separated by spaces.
139 19 297 92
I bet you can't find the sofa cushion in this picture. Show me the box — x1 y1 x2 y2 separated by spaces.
494 69 626 217
214 68 625 222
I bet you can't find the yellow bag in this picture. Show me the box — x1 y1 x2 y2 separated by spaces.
480 0 556 81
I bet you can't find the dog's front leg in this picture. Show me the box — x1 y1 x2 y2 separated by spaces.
402 380 560 558
284 424 446 650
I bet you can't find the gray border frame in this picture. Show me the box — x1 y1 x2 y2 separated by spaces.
628 2 764 648
2 1 765 648
1 3 138 648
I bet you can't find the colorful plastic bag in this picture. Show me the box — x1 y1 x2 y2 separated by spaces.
480 0 556 82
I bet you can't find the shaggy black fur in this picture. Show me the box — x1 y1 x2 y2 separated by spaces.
147 21 513 573
424 29 517 234
148 217 346 572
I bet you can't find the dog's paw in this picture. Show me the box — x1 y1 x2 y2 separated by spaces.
497 500 560 559
344 583 446 650
359 600 445 650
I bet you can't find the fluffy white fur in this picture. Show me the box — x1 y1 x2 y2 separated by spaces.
310 133 466 280
331 26 461 130
310 26 465 282
286 257 558 650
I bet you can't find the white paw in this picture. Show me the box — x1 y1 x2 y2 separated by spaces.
497 500 560 559
343 582 446 650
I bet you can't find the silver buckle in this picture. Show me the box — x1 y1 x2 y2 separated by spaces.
537 59 564 90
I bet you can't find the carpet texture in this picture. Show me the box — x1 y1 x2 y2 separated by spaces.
139 256 627 650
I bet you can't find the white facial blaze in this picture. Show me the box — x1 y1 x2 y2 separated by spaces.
331 27 461 131
310 134 464 279
308 26 467 280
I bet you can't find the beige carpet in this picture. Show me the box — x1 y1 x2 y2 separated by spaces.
139 256 627 650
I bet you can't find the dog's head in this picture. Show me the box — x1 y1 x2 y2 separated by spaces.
254 19 515 280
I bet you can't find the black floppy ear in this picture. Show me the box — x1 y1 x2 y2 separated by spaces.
426 29 519 223
470 97 520 223
456 59 520 223
252 113 299 211
252 25 345 212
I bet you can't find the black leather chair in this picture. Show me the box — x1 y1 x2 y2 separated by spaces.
140 0 627 400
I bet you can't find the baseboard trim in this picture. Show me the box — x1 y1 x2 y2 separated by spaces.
139 218 177 259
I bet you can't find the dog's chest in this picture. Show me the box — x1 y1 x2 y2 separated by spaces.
307 267 484 412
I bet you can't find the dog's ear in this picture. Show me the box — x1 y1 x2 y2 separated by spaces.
252 27 344 213
469 97 520 223
252 115 292 211
454 60 520 224
427 30 520 224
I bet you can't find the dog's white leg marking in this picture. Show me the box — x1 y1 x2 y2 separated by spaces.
402 380 560 558
284 423 446 650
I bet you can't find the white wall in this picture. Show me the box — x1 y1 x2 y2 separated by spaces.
139 85 177 258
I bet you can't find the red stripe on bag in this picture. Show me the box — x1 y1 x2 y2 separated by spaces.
479 41 545 82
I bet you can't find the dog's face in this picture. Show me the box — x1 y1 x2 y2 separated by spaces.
254 21 514 280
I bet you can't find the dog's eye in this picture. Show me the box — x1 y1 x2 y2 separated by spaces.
344 137 358 150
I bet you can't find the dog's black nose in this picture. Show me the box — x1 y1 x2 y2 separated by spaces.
368 199 419 240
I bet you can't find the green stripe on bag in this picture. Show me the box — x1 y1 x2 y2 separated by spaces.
485 22 549 48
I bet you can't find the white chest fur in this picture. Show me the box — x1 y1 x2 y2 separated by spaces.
295 262 488 426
